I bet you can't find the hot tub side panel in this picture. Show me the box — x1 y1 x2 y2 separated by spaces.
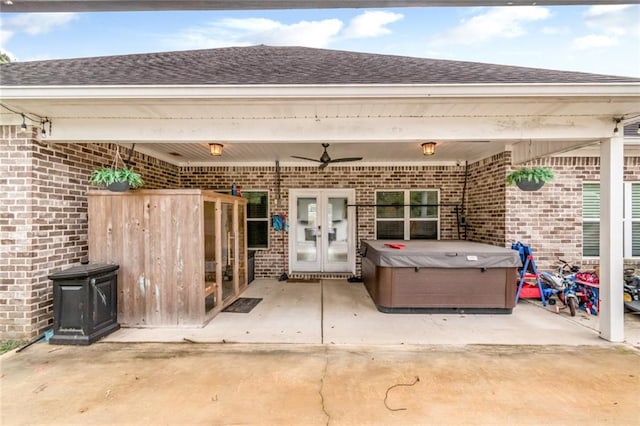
363 257 517 310
362 257 393 307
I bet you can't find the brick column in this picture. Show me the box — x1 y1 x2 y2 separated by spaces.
1 127 41 339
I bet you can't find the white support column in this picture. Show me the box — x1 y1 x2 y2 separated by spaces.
599 134 625 342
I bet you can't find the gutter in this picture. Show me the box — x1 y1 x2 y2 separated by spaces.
1 83 639 100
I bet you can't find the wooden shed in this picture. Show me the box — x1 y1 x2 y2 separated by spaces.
87 189 247 327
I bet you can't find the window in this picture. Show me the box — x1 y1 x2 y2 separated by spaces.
582 183 600 257
375 190 439 240
630 183 640 257
244 191 269 250
582 182 640 258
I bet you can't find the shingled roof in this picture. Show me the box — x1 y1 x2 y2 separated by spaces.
1 45 638 86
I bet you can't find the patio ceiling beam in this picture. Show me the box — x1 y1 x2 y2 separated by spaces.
511 139 603 164
39 115 614 143
1 1 637 13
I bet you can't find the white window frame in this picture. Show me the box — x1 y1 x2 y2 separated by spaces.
243 189 270 251
583 182 639 259
374 189 440 240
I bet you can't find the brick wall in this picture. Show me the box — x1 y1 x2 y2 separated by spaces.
505 155 640 272
3 126 638 339
180 164 467 279
0 128 178 339
465 153 508 246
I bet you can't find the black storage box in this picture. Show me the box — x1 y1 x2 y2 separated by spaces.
48 263 120 345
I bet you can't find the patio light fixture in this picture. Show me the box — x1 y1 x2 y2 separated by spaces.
20 114 28 133
209 143 224 156
40 119 51 139
421 142 436 156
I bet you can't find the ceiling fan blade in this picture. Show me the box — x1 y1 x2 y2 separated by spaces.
291 155 322 163
327 157 363 163
319 161 329 170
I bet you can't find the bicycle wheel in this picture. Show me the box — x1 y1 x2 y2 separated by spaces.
568 297 577 317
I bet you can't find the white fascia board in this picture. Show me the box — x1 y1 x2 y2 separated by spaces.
2 83 639 100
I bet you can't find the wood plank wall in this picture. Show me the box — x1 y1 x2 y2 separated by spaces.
88 190 205 327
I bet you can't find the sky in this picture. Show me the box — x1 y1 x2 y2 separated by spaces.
1 4 639 77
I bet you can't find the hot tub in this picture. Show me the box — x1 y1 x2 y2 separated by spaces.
360 240 521 314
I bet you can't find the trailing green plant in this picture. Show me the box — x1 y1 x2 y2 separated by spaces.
89 166 144 188
506 166 554 186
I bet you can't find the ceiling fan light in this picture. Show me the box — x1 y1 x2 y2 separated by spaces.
209 143 224 156
422 142 436 156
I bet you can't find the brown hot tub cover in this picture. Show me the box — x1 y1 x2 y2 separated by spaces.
360 240 522 269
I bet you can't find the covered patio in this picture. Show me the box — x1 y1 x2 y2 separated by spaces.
1 45 639 343
102 279 640 347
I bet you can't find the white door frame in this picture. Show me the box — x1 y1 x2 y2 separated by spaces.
289 188 356 274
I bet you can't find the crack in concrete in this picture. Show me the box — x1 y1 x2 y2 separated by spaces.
319 346 330 426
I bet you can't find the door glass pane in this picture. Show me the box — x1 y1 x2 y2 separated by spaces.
376 191 403 218
328 197 348 262
237 205 246 287
410 221 438 239
221 203 234 300
203 202 217 312
410 191 438 218
296 197 317 262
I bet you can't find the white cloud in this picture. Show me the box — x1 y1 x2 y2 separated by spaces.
583 4 639 37
584 5 633 18
570 5 639 52
429 6 551 45
165 17 344 50
166 11 403 51
0 28 13 46
572 34 618 50
541 26 570 36
0 13 78 57
5 12 78 35
342 11 403 39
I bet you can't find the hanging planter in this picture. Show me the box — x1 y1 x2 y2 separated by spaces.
89 147 143 192
106 181 131 192
506 167 554 191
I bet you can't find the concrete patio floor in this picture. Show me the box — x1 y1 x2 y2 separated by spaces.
103 279 640 348
2 342 639 425
2 279 640 425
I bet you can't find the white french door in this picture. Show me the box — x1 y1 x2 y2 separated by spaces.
289 189 355 273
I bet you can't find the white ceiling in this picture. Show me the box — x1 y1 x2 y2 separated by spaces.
129 140 509 167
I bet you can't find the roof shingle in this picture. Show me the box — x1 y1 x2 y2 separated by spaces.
1 45 638 86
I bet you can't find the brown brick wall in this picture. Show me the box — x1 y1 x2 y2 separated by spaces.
0 128 178 339
505 155 640 272
465 153 508 246
179 164 467 279
2 125 638 339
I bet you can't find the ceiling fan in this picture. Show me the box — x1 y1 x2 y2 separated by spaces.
291 143 363 169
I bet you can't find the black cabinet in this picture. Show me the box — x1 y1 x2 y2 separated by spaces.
49 263 120 345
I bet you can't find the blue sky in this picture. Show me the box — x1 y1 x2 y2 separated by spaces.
1 5 639 77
